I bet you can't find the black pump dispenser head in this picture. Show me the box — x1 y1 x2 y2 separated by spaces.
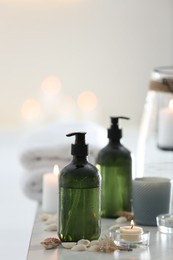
66 132 88 156
108 116 130 141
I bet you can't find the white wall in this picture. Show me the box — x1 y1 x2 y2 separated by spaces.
0 0 173 130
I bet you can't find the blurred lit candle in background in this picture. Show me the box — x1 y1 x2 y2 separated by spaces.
158 99 173 149
42 164 59 213
40 76 62 122
77 90 99 121
20 98 43 129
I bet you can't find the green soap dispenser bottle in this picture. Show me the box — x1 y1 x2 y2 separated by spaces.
58 132 101 242
96 117 132 218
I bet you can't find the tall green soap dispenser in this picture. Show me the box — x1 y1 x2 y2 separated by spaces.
58 132 101 242
96 117 132 218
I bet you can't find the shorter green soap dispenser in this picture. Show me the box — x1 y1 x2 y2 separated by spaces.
58 132 101 242
96 117 132 218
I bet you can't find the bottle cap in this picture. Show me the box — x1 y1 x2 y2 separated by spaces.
108 116 130 141
66 132 88 156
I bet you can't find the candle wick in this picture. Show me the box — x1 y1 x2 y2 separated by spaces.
131 224 134 229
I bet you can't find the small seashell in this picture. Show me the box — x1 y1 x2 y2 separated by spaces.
97 236 131 253
77 239 90 247
39 214 50 221
90 240 99 246
98 236 116 249
71 244 86 251
87 245 100 252
114 216 127 223
40 237 61 249
119 211 134 221
44 223 57 231
61 242 76 249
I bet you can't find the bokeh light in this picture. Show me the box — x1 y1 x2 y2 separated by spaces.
169 99 173 109
41 76 61 95
77 91 98 112
21 98 41 120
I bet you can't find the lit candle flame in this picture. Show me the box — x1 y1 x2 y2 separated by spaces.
53 164 60 176
130 220 134 229
169 99 173 110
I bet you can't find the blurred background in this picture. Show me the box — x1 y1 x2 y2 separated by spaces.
0 0 172 259
0 0 172 131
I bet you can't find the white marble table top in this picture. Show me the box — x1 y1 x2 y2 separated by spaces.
27 206 173 260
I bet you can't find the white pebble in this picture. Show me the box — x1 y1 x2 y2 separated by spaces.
44 224 57 231
71 244 86 251
90 240 99 246
77 239 90 247
87 245 100 252
62 242 76 249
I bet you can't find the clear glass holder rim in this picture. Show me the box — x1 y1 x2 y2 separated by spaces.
109 230 150 247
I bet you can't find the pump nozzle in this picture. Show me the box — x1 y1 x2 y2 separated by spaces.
66 132 88 156
110 116 129 126
108 116 130 141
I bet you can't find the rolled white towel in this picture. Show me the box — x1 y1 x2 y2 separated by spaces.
20 121 107 201
19 121 107 171
20 169 44 202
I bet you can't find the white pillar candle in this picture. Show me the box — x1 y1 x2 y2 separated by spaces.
158 99 173 149
120 220 143 242
42 165 59 213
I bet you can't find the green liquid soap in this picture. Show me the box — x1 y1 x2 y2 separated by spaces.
59 187 100 242
96 117 132 218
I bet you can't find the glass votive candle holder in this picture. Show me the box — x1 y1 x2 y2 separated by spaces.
109 228 150 248
136 66 173 180
156 214 173 234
